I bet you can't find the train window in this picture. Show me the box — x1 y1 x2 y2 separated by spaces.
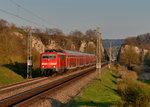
42 54 56 59
42 54 49 59
49 55 56 59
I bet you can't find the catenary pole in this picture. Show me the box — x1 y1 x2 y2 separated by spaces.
109 41 112 68
96 27 102 80
27 26 32 79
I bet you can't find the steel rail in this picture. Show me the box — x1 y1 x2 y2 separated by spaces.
0 66 95 107
0 77 48 94
0 63 108 107
0 77 43 90
15 66 98 107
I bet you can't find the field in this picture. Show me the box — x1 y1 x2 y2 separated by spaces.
70 70 121 107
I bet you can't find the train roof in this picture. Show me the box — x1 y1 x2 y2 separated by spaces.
42 52 65 55
44 49 96 56
64 50 95 56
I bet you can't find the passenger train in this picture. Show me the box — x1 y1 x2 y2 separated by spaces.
40 49 96 76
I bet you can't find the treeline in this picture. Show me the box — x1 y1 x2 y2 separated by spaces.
124 33 150 49
0 19 98 52
33 28 97 52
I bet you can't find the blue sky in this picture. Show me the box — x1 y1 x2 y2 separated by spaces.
0 0 150 39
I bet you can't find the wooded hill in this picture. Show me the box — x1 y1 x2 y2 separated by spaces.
124 33 150 49
118 33 150 71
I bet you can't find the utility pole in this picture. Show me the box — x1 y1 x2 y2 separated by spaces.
27 26 32 79
109 42 112 68
96 27 102 80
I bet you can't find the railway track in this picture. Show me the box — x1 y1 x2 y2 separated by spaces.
0 63 107 107
0 77 48 95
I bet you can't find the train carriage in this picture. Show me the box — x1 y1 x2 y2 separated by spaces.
65 50 79 70
78 54 85 67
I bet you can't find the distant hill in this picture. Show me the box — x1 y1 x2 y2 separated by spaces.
102 39 124 48
102 39 124 61
124 33 150 49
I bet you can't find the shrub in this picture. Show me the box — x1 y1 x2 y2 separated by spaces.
133 66 142 75
118 81 150 107
117 80 128 99
114 63 120 69
117 69 150 107
118 70 137 82
110 66 119 74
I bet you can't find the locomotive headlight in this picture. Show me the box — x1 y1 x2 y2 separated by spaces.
53 66 55 68
42 63 47 65
50 63 56 65
42 66 44 68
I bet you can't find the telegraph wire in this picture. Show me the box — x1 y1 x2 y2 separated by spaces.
0 8 45 27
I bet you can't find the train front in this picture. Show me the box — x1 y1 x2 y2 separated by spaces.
40 52 57 76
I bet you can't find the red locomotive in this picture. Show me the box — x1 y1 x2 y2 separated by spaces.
40 49 96 76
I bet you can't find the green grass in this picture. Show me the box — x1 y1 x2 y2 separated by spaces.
0 66 25 86
142 80 150 85
70 71 121 107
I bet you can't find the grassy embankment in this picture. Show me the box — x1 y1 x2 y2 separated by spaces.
70 65 150 107
0 64 41 86
70 68 121 107
0 66 25 86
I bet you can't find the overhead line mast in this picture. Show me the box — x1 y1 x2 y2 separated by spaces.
27 27 32 79
109 41 112 68
96 27 102 80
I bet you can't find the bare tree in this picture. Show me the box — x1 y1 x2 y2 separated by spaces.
85 29 96 41
46 28 64 36
119 46 139 68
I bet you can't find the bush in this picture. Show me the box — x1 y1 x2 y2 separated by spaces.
110 66 119 74
114 63 120 69
118 70 137 82
133 66 142 75
117 69 150 107
118 81 150 107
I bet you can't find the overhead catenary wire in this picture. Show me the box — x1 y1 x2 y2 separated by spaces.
0 8 45 27
9 0 48 24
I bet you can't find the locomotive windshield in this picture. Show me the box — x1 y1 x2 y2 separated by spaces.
42 54 56 59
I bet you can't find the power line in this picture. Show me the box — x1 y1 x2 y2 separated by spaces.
9 0 48 23
0 8 45 27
